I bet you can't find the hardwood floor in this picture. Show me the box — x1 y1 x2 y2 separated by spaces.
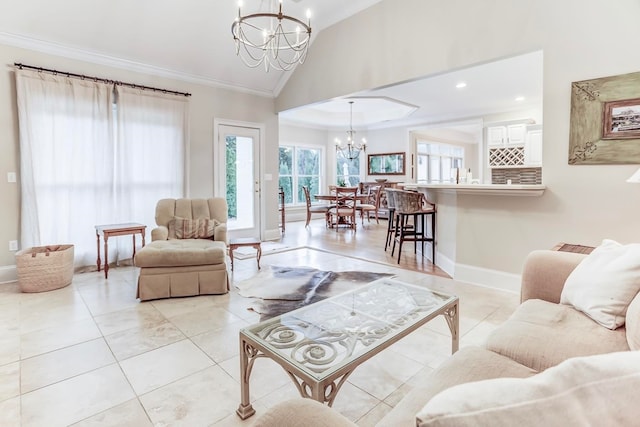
277 217 450 278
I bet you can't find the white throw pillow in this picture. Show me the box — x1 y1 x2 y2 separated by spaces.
416 351 640 427
559 239 640 329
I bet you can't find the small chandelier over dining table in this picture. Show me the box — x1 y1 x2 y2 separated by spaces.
231 0 312 72
335 101 367 161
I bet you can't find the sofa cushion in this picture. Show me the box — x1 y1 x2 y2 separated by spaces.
486 299 629 372
376 347 536 427
626 293 640 351
134 239 226 267
169 217 218 239
560 239 640 329
253 398 356 427
416 351 640 427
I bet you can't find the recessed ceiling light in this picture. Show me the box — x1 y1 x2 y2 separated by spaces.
455 82 467 89
515 96 525 102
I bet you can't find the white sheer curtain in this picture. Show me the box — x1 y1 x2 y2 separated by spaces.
16 71 188 268
16 70 115 267
114 86 187 258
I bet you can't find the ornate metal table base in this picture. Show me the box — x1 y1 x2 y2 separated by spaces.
235 279 459 420
236 340 363 419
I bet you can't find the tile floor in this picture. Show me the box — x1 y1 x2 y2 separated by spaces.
0 247 520 426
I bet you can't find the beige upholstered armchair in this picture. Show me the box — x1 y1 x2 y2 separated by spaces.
152 198 228 243
134 198 229 301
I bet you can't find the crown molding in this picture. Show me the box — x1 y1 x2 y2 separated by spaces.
0 32 274 98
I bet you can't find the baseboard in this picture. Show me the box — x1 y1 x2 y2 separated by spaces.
434 251 455 278
0 265 17 284
263 228 283 241
454 262 520 294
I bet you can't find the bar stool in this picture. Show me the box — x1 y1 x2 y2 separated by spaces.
384 189 397 251
391 190 436 265
384 188 414 251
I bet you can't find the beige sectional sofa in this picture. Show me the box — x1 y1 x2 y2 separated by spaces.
253 248 640 426
134 198 229 301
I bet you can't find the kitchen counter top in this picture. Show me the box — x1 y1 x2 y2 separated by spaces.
399 183 546 196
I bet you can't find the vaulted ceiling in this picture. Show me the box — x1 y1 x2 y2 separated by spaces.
1 1 543 131
0 0 383 97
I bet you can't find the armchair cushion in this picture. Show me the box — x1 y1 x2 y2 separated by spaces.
134 239 227 267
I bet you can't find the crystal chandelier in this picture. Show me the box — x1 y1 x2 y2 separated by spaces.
335 101 367 161
231 0 312 72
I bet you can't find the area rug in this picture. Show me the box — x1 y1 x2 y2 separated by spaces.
232 241 293 260
235 265 394 320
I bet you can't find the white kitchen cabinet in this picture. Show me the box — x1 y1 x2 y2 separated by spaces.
487 126 507 146
525 129 543 166
487 124 527 146
506 124 526 145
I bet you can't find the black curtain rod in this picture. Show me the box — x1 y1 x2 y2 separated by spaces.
13 63 191 97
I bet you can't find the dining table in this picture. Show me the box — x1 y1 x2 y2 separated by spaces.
314 191 371 229
313 193 370 202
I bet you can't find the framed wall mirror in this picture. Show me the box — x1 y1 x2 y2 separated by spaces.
368 152 405 175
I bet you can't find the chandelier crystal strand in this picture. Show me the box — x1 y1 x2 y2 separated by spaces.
232 0 312 72
335 101 367 161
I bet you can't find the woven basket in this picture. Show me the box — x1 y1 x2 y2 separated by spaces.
15 244 74 293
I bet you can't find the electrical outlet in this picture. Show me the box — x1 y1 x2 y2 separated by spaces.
9 240 18 251
7 172 16 183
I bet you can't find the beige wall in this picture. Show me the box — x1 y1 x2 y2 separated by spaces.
0 43 278 275
276 0 640 275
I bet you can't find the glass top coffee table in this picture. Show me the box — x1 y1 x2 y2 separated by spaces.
236 277 459 419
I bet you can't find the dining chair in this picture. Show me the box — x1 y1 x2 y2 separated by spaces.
302 186 330 228
357 185 380 225
328 186 358 231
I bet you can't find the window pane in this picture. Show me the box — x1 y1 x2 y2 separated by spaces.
298 148 320 175
278 146 294 204
278 176 293 204
337 152 360 186
417 155 428 182
418 141 466 183
278 145 322 206
429 156 440 182
442 157 453 180
279 147 293 175
296 176 320 203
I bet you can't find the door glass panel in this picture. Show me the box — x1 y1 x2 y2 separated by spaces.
226 135 255 230
279 147 293 204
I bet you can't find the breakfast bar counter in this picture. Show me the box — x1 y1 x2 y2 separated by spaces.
394 183 547 288
400 183 546 197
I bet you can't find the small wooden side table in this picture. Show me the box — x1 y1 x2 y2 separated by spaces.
229 238 262 271
95 223 147 279
551 242 595 254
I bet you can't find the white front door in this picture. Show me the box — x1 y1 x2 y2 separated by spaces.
216 124 261 238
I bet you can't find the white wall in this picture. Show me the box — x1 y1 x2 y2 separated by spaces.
0 43 278 280
363 127 408 181
276 0 640 276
